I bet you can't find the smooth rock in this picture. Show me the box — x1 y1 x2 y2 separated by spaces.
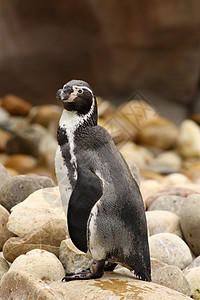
59 239 92 273
119 141 154 169
176 120 200 157
184 162 200 184
0 107 10 125
9 249 65 282
180 194 200 256
146 210 183 237
0 174 55 211
0 257 9 281
3 219 67 263
145 186 197 209
148 195 186 216
4 154 37 174
136 116 179 150
0 270 60 300
184 267 200 299
151 258 192 296
7 187 65 236
5 167 19 177
149 233 192 269
0 129 11 152
184 256 200 271
0 205 15 250
28 104 62 134
140 179 164 203
6 124 57 169
0 163 11 189
162 173 191 187
49 270 191 299
1 94 32 116
148 151 182 174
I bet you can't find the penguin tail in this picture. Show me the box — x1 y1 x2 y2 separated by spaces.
135 268 151 282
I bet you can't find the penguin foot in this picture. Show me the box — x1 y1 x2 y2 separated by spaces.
104 262 117 271
62 260 105 282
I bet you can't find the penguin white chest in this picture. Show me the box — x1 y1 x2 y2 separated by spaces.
55 145 73 216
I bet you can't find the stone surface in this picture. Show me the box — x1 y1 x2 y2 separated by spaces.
1 94 32 116
0 270 60 300
136 117 178 150
0 174 55 211
146 210 183 237
0 257 9 281
59 239 92 273
151 258 192 296
4 154 37 174
184 267 200 299
6 124 57 169
0 129 11 152
0 205 15 250
162 173 191 187
147 151 182 174
0 107 10 125
145 186 197 209
180 194 200 256
149 233 192 269
3 219 67 263
184 256 200 271
49 270 191 299
7 187 65 236
0 163 11 189
184 161 200 184
140 179 164 204
148 195 186 216
8 249 65 282
119 141 153 169
177 120 200 157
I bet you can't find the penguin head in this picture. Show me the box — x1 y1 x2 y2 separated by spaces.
56 79 96 116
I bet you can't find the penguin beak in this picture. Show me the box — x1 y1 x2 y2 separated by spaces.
56 87 75 102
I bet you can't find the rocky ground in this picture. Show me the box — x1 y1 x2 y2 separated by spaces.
0 94 200 299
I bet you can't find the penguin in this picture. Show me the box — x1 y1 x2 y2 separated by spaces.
55 79 151 282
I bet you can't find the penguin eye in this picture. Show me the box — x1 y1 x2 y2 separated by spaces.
78 89 83 94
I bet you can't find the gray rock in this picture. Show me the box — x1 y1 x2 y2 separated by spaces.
0 257 9 281
146 210 183 237
0 107 10 126
180 194 200 256
0 164 11 190
151 258 192 296
148 151 182 174
0 175 55 211
59 239 92 273
148 195 186 216
149 233 192 269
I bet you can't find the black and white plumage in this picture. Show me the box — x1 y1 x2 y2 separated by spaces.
55 79 151 281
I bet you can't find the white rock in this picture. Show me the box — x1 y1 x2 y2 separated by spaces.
0 257 9 281
148 151 182 174
7 186 66 236
163 173 191 187
180 194 200 256
149 233 192 269
59 239 93 273
140 179 164 203
184 266 200 298
177 120 200 157
146 210 183 237
9 249 65 282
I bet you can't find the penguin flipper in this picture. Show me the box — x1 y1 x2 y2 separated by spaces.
68 169 103 253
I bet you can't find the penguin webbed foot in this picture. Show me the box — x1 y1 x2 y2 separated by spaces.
62 260 105 282
104 262 117 271
135 269 151 282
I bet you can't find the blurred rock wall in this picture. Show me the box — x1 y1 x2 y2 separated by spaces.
0 0 200 114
